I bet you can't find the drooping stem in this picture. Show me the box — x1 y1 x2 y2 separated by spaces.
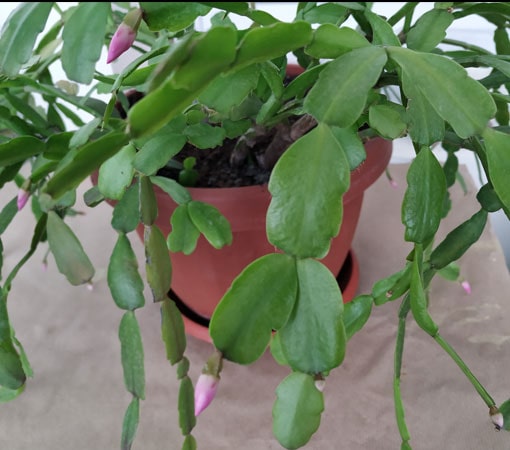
441 38 492 55
394 295 411 446
434 333 496 409
3 214 46 294
421 260 495 410
418 261 496 410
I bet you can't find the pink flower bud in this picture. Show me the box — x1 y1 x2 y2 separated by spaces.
106 9 142 64
385 168 398 188
461 280 472 295
194 373 219 416
17 188 30 210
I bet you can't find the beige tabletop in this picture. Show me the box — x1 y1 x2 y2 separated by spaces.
1 162 509 450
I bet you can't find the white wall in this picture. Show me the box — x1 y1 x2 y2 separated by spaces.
1 2 509 267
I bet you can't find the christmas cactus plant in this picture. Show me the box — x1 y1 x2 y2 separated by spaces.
0 2 510 449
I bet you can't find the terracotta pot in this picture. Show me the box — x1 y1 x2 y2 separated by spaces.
91 64 392 342
137 137 392 342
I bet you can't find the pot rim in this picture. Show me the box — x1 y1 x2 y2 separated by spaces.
181 136 393 205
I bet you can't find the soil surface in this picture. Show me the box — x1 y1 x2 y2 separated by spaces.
122 68 308 189
158 137 274 188
120 92 274 188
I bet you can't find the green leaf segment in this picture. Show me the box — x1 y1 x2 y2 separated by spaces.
211 124 351 447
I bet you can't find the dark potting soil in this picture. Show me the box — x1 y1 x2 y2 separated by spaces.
118 90 273 188
157 138 273 188
121 71 307 189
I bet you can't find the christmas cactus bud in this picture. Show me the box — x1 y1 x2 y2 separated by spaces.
492 412 504 431
490 405 504 431
17 188 29 211
194 373 219 416
107 8 143 64
17 179 31 210
194 350 223 416
385 168 398 188
314 374 326 392
461 279 472 295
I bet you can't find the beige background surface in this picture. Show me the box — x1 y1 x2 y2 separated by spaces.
0 163 509 449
